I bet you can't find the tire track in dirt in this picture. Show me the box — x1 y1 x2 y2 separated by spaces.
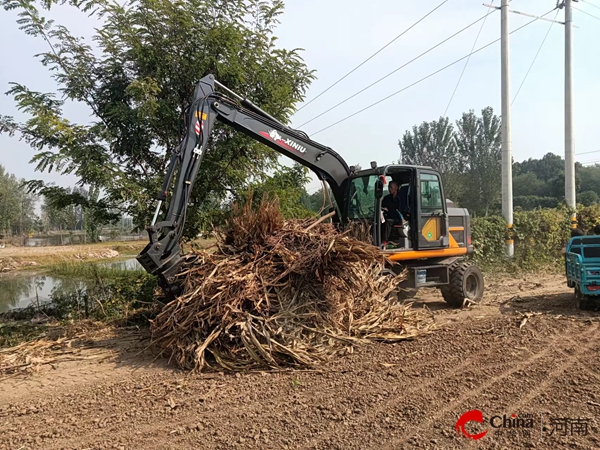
457 322 600 450
504 327 600 410
5 320 530 450
299 318 574 450
383 321 600 449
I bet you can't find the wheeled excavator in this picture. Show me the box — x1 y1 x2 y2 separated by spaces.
136 74 484 307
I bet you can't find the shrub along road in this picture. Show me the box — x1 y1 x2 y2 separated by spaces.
0 272 598 450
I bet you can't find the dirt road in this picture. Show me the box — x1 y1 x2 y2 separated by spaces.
1 272 599 449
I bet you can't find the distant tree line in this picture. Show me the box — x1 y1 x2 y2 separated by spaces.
396 106 600 217
0 164 135 242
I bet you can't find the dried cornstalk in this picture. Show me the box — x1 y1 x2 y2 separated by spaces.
150 194 434 372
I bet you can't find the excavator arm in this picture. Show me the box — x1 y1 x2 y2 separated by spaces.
136 74 351 298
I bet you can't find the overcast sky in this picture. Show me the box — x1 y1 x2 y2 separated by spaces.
1 0 599 196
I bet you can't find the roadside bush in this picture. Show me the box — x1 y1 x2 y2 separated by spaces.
575 204 600 234
469 204 600 272
470 215 506 269
512 208 571 270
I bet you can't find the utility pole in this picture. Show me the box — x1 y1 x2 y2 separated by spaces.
485 1 575 250
501 0 514 257
564 0 577 228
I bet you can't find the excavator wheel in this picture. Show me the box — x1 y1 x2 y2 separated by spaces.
440 261 484 308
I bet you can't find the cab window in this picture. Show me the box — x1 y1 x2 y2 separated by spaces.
420 173 442 210
348 175 377 219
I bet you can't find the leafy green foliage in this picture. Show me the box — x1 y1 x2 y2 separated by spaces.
398 116 462 202
1 0 315 236
512 208 572 270
574 204 600 234
511 153 600 209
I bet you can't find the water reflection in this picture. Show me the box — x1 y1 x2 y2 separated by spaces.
0 258 143 314
0 275 54 313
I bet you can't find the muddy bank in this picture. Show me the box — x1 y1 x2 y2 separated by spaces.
0 241 146 272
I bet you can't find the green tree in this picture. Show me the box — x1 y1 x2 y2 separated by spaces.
513 153 564 184
578 190 598 207
1 0 315 238
578 164 600 198
30 181 119 242
512 173 546 198
238 163 313 219
454 107 501 216
0 164 38 237
397 116 462 201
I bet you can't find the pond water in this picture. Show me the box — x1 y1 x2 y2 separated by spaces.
0 258 143 314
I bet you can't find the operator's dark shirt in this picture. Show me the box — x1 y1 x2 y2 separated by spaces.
382 193 402 220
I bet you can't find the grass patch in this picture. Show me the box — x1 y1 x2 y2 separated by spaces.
45 260 144 280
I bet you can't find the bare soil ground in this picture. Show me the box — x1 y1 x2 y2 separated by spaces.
1 272 599 450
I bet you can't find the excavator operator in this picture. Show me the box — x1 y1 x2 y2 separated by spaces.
382 181 401 219
382 180 405 243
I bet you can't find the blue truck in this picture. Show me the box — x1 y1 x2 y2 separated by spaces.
565 235 600 310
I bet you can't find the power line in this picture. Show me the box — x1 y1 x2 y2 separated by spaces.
576 150 600 155
580 0 600 12
573 5 600 21
294 0 450 114
511 9 560 106
443 1 494 117
310 7 558 137
298 9 499 128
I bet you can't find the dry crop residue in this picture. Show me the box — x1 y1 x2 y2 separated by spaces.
150 197 433 372
1 272 599 450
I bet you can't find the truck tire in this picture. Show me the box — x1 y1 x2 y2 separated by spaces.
440 262 484 307
575 287 598 311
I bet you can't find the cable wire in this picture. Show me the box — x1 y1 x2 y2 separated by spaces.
511 9 560 106
443 1 494 117
298 9 499 128
294 0 450 114
310 8 558 137
580 0 600 12
573 5 600 21
576 150 600 155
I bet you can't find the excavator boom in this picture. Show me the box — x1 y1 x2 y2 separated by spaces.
137 74 351 297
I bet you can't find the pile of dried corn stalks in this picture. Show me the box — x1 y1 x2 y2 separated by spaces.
151 196 433 372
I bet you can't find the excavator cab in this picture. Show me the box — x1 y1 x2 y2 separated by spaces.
347 165 454 251
345 164 482 304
